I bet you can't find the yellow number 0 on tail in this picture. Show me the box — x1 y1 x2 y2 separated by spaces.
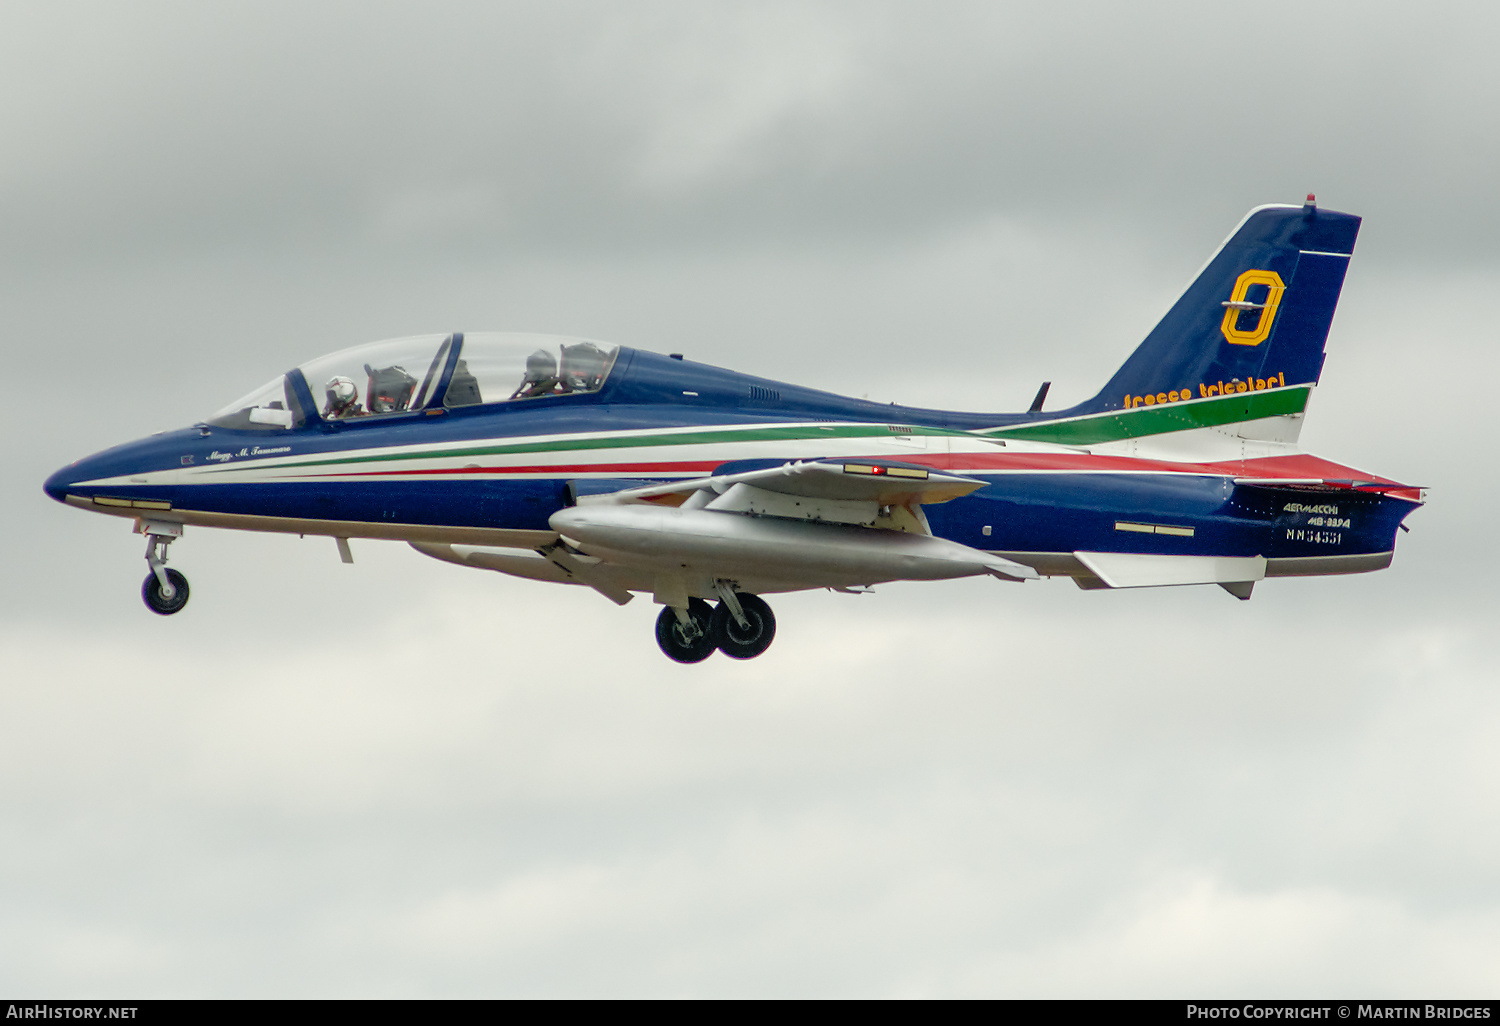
1221 269 1285 346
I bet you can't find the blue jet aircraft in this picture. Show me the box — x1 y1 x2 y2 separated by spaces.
45 197 1423 662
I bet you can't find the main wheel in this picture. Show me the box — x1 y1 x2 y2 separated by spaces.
655 599 716 663
142 569 190 615
711 593 776 659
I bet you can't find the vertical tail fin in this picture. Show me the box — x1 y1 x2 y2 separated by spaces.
1040 198 1360 446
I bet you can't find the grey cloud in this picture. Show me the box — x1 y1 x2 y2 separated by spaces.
2 572 1496 995
4 2 1499 262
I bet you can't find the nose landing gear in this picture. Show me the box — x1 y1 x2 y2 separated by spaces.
143 568 190 615
139 521 190 616
653 587 777 663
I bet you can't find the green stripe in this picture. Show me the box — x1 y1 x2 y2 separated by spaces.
981 385 1312 445
205 422 950 473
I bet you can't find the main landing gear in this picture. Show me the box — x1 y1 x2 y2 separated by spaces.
655 598 716 663
654 587 777 664
140 522 190 616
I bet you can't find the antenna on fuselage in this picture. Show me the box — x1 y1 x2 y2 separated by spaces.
1028 381 1051 413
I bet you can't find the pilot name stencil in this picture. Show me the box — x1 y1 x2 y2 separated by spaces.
206 446 291 463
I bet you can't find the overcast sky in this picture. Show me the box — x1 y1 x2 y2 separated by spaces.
3 1 1497 997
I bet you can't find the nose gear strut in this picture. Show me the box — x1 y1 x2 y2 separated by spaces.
138 520 190 615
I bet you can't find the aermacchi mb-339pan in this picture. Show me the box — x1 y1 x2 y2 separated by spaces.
45 197 1423 662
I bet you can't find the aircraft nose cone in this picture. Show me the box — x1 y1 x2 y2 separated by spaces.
43 462 79 503
44 444 123 504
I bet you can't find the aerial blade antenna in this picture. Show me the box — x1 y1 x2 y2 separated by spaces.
1028 381 1051 413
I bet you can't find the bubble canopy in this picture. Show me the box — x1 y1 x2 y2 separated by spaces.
206 333 621 430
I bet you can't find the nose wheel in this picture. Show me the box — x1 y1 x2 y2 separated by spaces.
143 568 190 615
139 521 190 616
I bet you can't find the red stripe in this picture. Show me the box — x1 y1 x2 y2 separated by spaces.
289 451 1418 497
934 451 1409 487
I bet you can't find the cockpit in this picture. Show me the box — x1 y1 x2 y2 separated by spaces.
206 332 621 431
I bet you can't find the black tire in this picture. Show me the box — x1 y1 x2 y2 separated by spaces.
142 569 190 616
655 599 716 663
711 593 776 659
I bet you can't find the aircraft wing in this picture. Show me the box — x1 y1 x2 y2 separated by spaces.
577 459 985 513
415 459 1033 600
553 459 1037 590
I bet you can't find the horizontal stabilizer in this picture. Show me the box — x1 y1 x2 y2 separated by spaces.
1074 551 1266 588
1233 477 1422 493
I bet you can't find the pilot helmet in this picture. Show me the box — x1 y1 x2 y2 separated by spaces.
525 349 557 379
561 342 605 390
325 375 358 409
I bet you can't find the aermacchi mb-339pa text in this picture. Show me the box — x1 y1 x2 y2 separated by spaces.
45 198 1423 662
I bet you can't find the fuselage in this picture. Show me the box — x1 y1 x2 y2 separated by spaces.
44 340 1419 586
42 202 1426 662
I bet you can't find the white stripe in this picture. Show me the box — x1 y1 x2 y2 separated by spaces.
1298 249 1351 258
195 420 968 475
